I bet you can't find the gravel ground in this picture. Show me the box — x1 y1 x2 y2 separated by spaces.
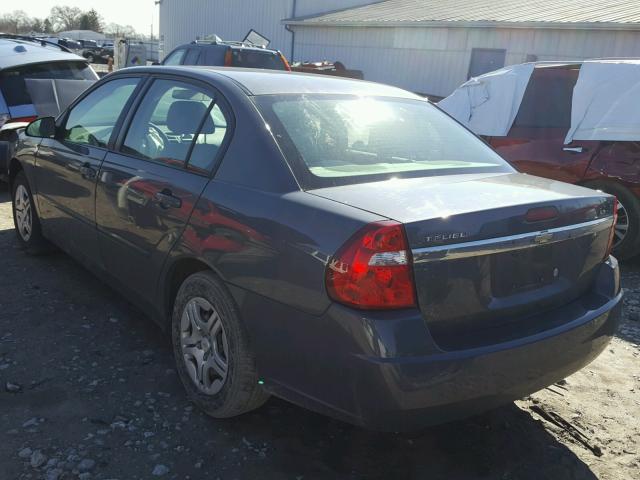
0 189 638 480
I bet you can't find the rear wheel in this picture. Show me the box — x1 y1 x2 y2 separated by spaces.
585 181 640 260
11 171 50 254
171 271 269 418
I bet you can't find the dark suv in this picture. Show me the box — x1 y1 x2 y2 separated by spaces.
162 39 290 71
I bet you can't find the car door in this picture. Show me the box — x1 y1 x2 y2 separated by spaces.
489 66 601 184
95 77 232 306
35 76 142 265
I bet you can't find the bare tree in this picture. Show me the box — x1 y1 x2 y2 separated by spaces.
0 10 31 34
49 5 83 31
104 23 138 38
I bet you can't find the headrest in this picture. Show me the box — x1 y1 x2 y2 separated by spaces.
166 101 215 135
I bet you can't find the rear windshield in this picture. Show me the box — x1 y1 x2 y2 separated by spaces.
231 49 285 71
0 61 97 107
254 94 511 189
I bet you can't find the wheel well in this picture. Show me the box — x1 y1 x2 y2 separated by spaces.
165 258 211 322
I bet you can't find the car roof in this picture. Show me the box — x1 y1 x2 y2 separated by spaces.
118 66 423 99
0 38 86 71
531 58 640 70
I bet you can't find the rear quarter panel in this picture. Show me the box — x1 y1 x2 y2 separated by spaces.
584 141 640 194
164 183 383 316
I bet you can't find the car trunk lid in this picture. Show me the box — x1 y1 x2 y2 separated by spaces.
311 173 615 350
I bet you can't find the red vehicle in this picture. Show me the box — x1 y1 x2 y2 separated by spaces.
482 63 640 259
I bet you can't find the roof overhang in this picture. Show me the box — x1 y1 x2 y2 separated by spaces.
282 19 640 32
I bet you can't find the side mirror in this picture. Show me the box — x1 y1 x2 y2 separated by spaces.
152 61 160 66
25 117 56 138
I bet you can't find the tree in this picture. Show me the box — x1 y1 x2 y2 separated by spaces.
104 22 138 38
43 18 53 34
79 9 103 32
0 10 31 34
49 5 82 31
31 18 43 33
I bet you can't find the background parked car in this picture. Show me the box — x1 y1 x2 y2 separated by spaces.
162 38 290 71
7 66 621 432
0 34 97 180
38 36 83 53
77 39 108 64
440 61 640 259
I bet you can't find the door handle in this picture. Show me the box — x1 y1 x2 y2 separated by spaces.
79 162 96 179
154 189 182 209
563 146 587 154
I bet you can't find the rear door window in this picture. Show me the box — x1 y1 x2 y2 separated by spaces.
188 103 231 173
183 49 201 65
512 68 579 129
0 61 97 107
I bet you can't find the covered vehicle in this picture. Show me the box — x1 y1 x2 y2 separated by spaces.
439 60 640 258
8 67 621 431
0 34 97 179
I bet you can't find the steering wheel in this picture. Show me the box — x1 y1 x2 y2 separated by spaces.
143 123 169 158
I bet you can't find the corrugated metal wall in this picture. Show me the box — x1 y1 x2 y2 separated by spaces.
292 25 640 96
158 0 375 59
158 1 640 97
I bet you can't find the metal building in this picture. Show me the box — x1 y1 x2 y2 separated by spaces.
158 0 373 60
159 0 640 97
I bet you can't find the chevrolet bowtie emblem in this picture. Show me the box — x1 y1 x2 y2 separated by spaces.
534 232 553 244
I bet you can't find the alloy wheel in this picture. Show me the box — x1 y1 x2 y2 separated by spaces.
180 297 229 395
614 198 629 249
14 185 32 242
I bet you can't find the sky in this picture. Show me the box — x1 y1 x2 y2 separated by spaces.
2 0 159 35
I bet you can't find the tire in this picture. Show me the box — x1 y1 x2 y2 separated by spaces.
171 271 269 418
11 171 51 254
585 180 640 260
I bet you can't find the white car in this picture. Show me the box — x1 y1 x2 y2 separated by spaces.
0 34 98 179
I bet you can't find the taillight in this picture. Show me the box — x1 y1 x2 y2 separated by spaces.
5 115 37 125
606 197 619 258
278 52 292 71
224 49 233 67
325 221 416 310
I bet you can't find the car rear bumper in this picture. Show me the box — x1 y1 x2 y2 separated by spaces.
348 292 621 431
237 257 622 431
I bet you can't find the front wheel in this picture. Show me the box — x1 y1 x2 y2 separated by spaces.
171 271 269 418
585 181 640 260
11 171 50 254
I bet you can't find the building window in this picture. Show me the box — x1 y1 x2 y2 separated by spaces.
468 48 507 78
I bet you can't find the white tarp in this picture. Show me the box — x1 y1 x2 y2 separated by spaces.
438 63 534 137
566 60 640 144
